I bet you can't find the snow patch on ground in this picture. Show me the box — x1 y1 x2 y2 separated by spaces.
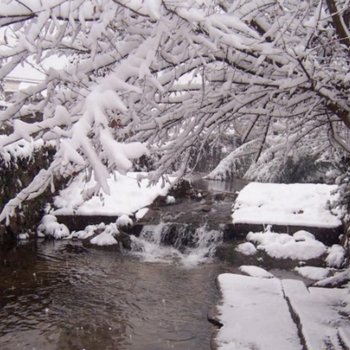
247 229 326 260
235 242 257 255
53 171 174 216
239 265 274 278
294 266 330 281
232 182 343 228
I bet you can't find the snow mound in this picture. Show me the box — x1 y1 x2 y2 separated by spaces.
90 223 119 246
239 265 274 278
232 182 343 228
70 223 105 240
326 244 346 268
235 242 257 256
166 195 175 204
37 215 70 239
116 214 133 228
247 229 326 260
90 231 118 246
294 266 330 281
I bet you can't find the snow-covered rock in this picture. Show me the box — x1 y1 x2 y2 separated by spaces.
90 223 119 246
18 233 29 240
116 214 133 228
166 195 175 204
239 265 274 278
90 231 118 246
247 229 326 260
294 266 330 281
235 242 257 256
326 244 346 268
37 215 70 239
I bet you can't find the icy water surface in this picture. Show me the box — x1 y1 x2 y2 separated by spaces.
0 239 225 350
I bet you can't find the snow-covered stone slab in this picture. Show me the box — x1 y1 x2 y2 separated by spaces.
53 171 173 216
232 182 342 228
216 274 302 350
282 279 350 350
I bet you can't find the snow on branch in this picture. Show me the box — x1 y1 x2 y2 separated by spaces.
0 0 350 222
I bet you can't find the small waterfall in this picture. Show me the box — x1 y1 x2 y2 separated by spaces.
130 223 223 267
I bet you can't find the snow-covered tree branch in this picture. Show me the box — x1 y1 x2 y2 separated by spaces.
0 0 349 222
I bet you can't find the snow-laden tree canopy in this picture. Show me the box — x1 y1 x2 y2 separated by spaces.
0 0 349 221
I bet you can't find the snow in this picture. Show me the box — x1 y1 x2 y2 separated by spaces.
283 279 350 350
0 137 44 164
135 208 149 220
165 195 175 204
315 269 350 288
37 214 70 239
294 266 330 281
232 183 343 228
235 242 257 256
18 233 29 240
70 225 99 240
239 265 274 278
90 231 118 246
116 214 133 228
326 244 346 268
217 273 350 350
53 172 174 216
247 229 327 260
88 223 119 246
216 274 302 350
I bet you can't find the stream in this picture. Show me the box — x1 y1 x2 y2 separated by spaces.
0 226 228 350
0 177 248 350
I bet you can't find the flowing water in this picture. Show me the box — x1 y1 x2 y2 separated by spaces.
0 225 226 350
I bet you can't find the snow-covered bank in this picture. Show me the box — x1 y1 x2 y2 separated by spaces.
232 182 343 228
53 171 174 216
216 272 350 350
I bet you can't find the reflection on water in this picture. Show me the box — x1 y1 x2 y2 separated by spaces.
0 240 225 350
190 175 248 193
